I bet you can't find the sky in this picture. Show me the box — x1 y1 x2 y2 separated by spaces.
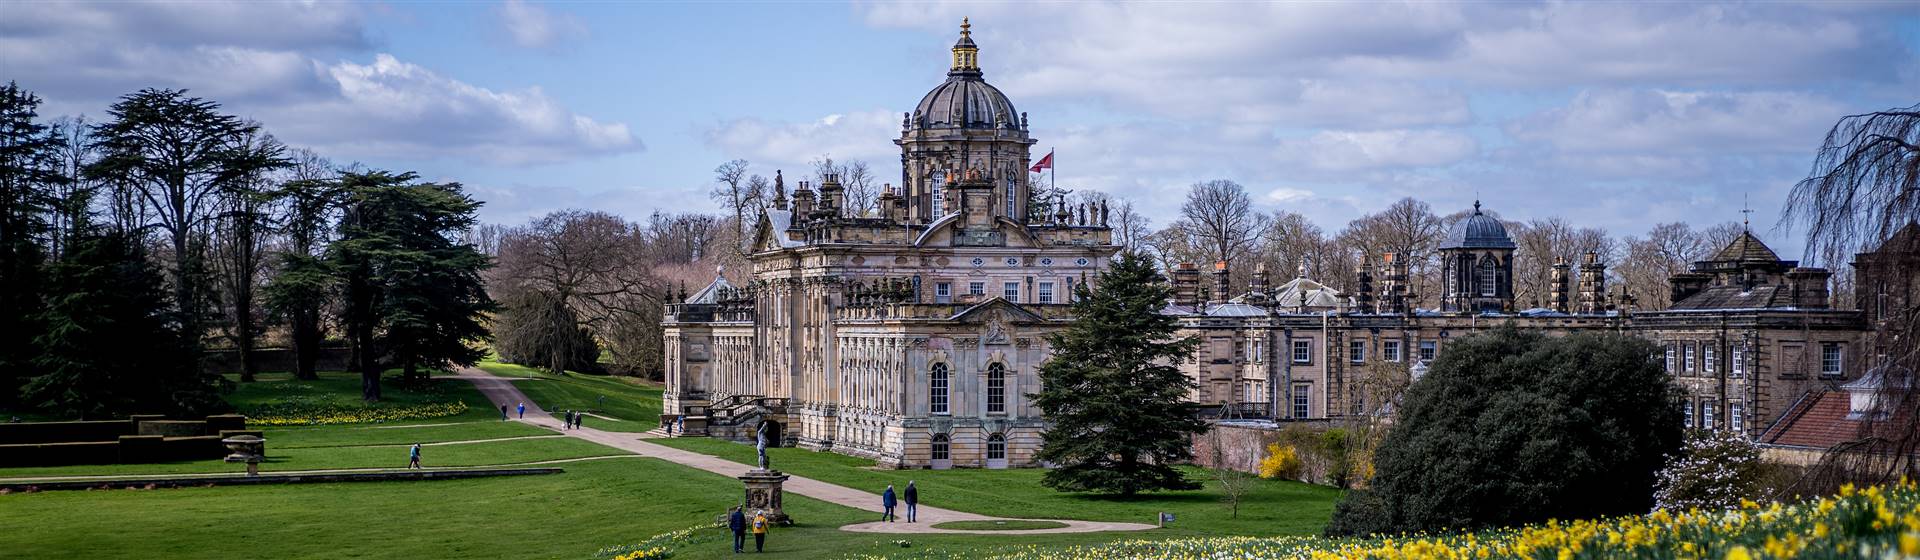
4 1 1918 264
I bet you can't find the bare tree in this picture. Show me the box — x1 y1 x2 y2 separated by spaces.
1260 210 1335 281
841 160 879 216
1780 103 1920 490
709 159 760 254
208 130 283 382
1178 179 1267 269
1335 198 1443 306
1207 426 1255 519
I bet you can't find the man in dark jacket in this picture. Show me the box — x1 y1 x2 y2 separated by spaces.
727 506 746 553
881 484 897 522
903 480 918 523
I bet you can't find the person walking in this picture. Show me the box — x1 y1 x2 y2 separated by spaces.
516 402 525 419
903 480 918 523
574 412 584 430
727 506 746 553
751 510 768 552
881 484 897 522
408 443 422 469
500 404 509 420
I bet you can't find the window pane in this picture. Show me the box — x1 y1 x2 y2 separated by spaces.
1038 282 1054 304
930 363 949 414
1004 282 1019 302
987 363 1006 414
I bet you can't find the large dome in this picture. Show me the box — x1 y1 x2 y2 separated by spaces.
1440 201 1516 250
913 76 1019 131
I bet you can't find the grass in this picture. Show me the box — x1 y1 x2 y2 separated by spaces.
931 520 1070 531
650 437 1342 538
476 360 663 432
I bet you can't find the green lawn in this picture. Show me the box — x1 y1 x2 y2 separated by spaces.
651 437 1342 537
476 360 663 432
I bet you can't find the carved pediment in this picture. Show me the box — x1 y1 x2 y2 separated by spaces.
948 297 1045 325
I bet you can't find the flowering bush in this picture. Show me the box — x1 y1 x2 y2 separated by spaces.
849 479 1920 559
593 523 721 560
1260 443 1302 480
1655 430 1765 511
244 397 469 426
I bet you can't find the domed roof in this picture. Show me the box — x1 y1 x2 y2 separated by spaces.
1439 201 1516 250
910 19 1021 131
914 77 1019 131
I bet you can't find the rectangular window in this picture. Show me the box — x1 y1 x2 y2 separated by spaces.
1250 339 1262 363
1349 340 1366 364
935 282 952 304
1732 346 1745 376
1292 384 1310 419
1418 341 1437 362
1038 282 1054 304
1705 345 1717 374
1004 282 1019 302
1292 340 1313 364
1005 179 1018 218
1684 400 1695 428
986 364 1006 414
1665 344 1677 373
968 281 985 296
930 173 946 216
1730 402 1744 431
1384 340 1402 363
1684 343 1696 373
1702 401 1716 429
1821 343 1843 377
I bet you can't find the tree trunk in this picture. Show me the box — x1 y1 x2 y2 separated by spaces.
236 294 256 382
291 308 319 380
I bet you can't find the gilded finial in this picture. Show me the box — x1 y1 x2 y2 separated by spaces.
961 17 970 36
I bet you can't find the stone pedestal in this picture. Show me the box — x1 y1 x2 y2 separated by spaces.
738 469 792 526
222 435 265 463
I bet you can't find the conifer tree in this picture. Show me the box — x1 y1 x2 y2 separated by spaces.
0 82 60 407
1032 251 1205 495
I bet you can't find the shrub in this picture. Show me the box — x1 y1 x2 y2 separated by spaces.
1655 429 1767 511
1328 327 1685 536
1258 443 1301 480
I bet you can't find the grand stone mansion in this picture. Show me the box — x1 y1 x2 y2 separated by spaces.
662 21 1117 469
662 22 1908 469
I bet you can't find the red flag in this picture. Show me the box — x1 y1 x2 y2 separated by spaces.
1029 151 1054 173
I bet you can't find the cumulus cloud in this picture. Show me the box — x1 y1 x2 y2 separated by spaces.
1509 89 1846 156
1277 130 1479 171
0 1 637 165
704 111 902 172
496 0 589 50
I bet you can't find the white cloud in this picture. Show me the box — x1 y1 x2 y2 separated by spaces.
496 0 589 50
0 1 638 166
704 110 902 172
1509 89 1845 156
1278 130 1479 171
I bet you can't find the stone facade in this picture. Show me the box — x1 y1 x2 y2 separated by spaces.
1173 204 1875 440
662 22 1117 469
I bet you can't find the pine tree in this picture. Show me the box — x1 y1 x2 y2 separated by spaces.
28 232 225 418
0 82 60 408
1031 251 1206 495
331 171 496 401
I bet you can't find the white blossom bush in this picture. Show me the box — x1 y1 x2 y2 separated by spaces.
1653 430 1764 511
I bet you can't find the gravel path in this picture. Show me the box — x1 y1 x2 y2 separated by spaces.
452 368 1158 535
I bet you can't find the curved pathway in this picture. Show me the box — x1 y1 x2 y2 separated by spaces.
452 368 1157 535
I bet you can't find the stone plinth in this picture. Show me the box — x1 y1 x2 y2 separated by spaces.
738 469 792 526
222 434 265 463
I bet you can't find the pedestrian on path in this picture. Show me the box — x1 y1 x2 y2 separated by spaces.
408 443 422 469
904 480 918 523
727 506 746 553
574 412 585 430
751 510 768 552
500 404 509 420
882 484 897 522
517 402 525 419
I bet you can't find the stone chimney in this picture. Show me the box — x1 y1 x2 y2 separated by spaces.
1379 252 1410 314
1211 261 1231 305
1172 262 1201 308
1578 251 1608 314
817 173 844 217
1354 258 1375 312
878 183 906 223
1786 267 1832 309
792 181 816 217
958 169 994 229
1549 256 1571 313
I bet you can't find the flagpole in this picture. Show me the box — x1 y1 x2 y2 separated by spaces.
1049 147 1056 200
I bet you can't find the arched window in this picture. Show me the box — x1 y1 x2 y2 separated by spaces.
929 363 949 415
986 433 1007 468
986 363 1006 414
930 172 947 217
1478 257 1498 297
930 434 950 460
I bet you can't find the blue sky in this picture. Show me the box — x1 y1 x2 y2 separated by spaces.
5 1 1918 263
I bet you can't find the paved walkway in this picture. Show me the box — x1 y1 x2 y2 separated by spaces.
453 368 1158 535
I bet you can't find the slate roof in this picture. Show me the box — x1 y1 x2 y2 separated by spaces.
685 273 734 304
1667 285 1797 311
1439 201 1516 250
1712 231 1782 263
1271 276 1346 309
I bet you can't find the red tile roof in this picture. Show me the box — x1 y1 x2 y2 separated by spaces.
1761 390 1915 450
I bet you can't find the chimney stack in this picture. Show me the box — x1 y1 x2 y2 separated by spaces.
1172 262 1201 309
1549 256 1571 313
1578 251 1609 314
1211 261 1231 305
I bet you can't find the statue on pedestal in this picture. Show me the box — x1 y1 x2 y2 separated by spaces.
755 420 770 471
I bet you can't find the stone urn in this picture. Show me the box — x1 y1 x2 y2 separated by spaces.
222 434 265 463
